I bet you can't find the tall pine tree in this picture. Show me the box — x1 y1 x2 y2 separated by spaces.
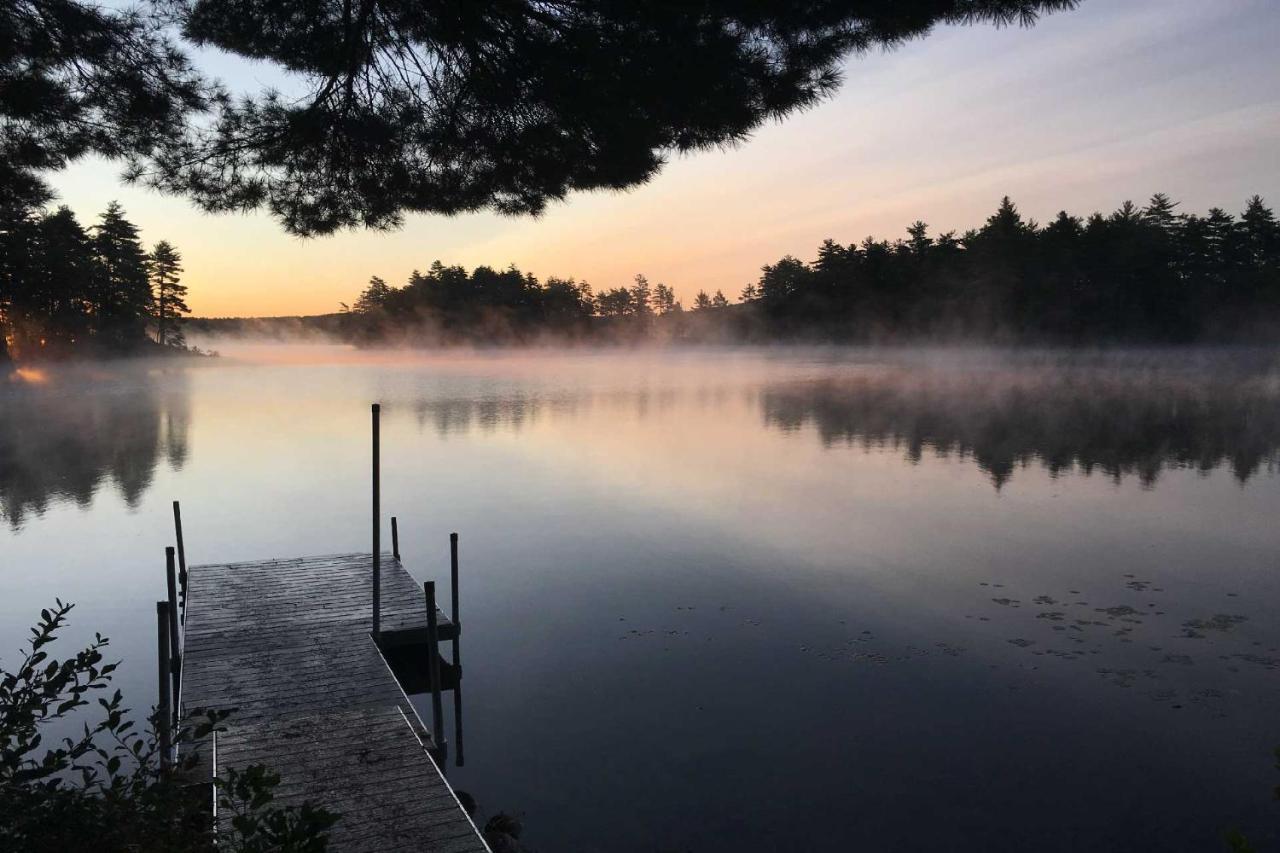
90 203 151 348
148 241 188 347
31 207 95 351
0 198 39 362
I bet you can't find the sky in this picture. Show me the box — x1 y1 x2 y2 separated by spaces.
48 0 1280 318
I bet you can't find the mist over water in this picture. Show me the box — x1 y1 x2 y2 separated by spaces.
3 344 1280 851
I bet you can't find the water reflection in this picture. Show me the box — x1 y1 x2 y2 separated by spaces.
412 396 561 435
5 353 1280 533
0 365 190 528
409 388 690 436
760 365 1280 487
398 357 1280 489
4 349 1280 851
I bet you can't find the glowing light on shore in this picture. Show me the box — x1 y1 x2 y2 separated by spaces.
11 367 50 384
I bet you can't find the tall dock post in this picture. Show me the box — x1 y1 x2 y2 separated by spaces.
425 581 445 764
391 516 400 562
172 500 188 614
372 403 381 640
164 547 181 723
156 601 172 768
450 532 464 767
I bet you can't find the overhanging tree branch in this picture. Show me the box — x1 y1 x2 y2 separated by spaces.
3 1 1079 236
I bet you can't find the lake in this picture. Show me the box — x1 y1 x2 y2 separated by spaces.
3 345 1279 852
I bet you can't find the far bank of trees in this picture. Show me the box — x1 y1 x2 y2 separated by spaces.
344 194 1280 346
748 194 1280 343
0 200 191 363
342 260 749 345
343 263 596 344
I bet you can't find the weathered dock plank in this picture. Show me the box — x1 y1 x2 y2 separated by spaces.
181 552 486 852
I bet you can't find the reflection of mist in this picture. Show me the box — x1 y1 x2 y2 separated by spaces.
409 389 685 436
396 356 1280 489
414 396 553 435
0 366 191 528
760 365 1280 488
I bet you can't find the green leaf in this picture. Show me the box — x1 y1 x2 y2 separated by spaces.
1225 829 1255 853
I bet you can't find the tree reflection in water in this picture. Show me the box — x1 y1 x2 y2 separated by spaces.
0 365 190 528
760 361 1280 488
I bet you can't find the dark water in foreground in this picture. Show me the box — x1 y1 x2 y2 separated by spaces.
3 346 1280 852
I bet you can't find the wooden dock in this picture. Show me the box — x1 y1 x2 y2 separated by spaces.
177 550 487 852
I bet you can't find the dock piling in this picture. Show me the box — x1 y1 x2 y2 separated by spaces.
449 533 460 631
391 516 400 562
450 532 464 767
156 601 172 768
372 403 382 639
164 547 181 722
425 580 445 764
172 500 188 612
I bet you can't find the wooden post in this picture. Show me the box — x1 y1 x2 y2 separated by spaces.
425 581 445 763
165 547 181 723
172 500 188 615
156 601 172 769
391 516 400 562
372 403 381 640
450 533 460 631
450 532 464 767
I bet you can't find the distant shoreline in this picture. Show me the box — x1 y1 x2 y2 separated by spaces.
2 340 212 369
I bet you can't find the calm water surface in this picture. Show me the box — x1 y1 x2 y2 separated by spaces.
3 346 1280 852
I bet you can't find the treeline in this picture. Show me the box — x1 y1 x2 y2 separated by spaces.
343 261 739 345
345 263 594 344
343 262 730 344
0 199 191 364
750 194 1280 343
344 194 1280 346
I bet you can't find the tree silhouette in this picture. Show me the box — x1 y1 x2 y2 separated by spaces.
629 275 654 325
0 199 39 363
351 276 393 315
595 288 634 321
5 1 1080 236
654 283 681 316
6 206 95 354
148 241 189 347
91 203 152 348
1 0 206 207
332 194 1280 346
743 194 1280 343
0 199 179 358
